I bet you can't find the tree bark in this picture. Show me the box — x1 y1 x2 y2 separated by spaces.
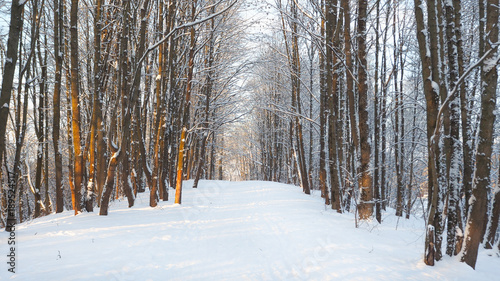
70 0 85 214
461 0 499 269
53 0 64 213
0 0 26 179
356 0 372 220
175 0 198 204
444 0 463 257
318 0 329 204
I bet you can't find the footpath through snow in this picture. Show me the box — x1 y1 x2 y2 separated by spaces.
1 180 498 280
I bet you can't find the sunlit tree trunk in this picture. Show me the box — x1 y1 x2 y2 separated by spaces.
175 0 198 204
70 0 85 214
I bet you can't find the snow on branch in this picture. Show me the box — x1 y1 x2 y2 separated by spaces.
133 0 238 77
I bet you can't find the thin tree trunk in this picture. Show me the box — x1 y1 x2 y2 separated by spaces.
484 182 500 249
414 0 442 265
373 0 381 223
318 0 329 204
34 0 45 217
0 0 26 177
460 0 474 220
175 0 198 204
53 0 64 213
356 0 372 220
326 0 340 211
118 0 135 208
70 0 84 214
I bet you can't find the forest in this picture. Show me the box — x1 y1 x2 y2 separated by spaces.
0 0 499 272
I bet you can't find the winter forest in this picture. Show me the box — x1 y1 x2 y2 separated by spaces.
0 0 499 278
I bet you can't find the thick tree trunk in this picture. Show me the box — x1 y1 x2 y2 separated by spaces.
461 0 498 269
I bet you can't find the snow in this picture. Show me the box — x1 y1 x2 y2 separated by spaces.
1 180 497 280
482 56 499 73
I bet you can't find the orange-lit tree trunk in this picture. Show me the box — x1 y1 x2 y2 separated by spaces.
175 0 198 204
70 0 85 214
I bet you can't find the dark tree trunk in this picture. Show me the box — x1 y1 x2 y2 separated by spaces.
461 0 499 269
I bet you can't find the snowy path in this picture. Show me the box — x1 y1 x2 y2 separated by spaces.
1 181 497 280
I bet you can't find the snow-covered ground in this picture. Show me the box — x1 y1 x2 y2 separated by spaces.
1 180 498 280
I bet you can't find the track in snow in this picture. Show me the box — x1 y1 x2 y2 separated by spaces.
1 180 497 280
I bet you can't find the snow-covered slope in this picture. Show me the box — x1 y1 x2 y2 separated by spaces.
1 180 497 280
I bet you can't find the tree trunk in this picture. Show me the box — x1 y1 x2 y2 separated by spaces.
356 0 372 220
484 184 500 249
34 0 45 217
99 142 120 216
373 0 381 223
0 1 26 179
414 0 443 265
118 0 135 208
318 1 329 204
444 0 463 257
326 0 340 211
70 0 84 214
175 0 197 204
53 0 64 213
461 0 499 269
